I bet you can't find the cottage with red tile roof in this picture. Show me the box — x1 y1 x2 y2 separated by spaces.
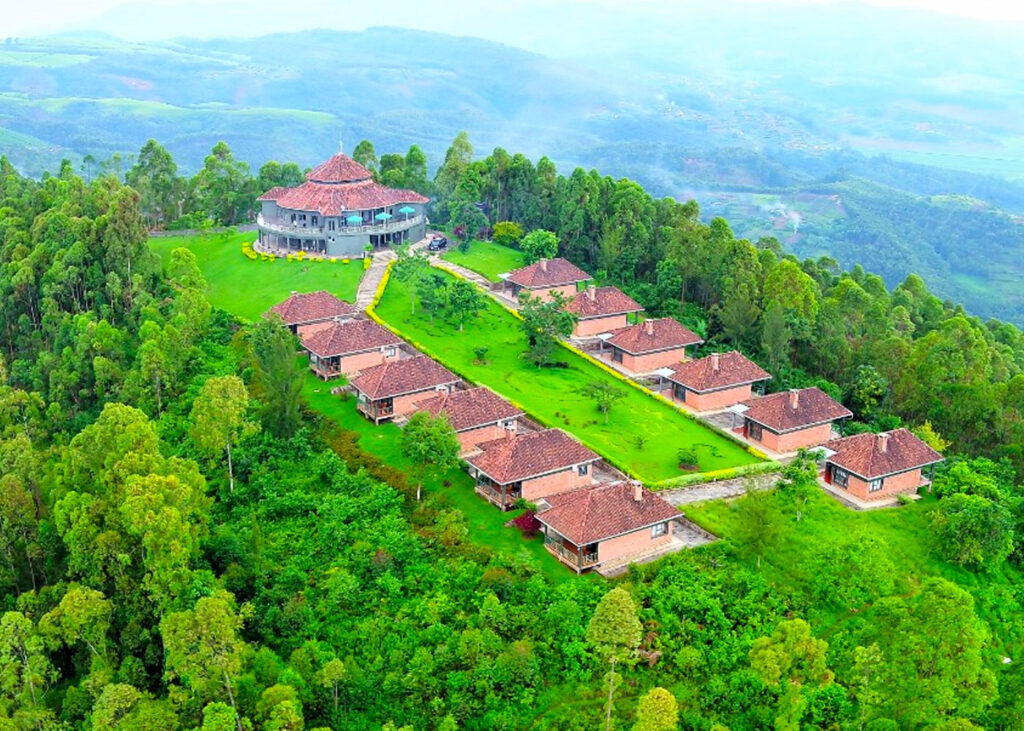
413 387 525 455
267 290 357 336
667 351 771 412
301 318 405 379
256 152 429 257
566 286 644 338
605 318 703 373
822 429 943 502
350 355 460 424
466 429 600 510
536 482 680 574
503 258 592 302
738 387 852 453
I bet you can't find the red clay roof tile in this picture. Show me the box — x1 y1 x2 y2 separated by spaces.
467 429 599 485
267 290 357 325
668 351 771 392
536 482 679 545
824 428 943 479
413 387 524 432
506 258 592 289
300 319 403 358
351 356 459 400
305 153 373 183
607 318 703 354
566 286 643 319
741 387 852 433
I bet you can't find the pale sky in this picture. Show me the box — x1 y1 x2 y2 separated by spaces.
6 0 1024 38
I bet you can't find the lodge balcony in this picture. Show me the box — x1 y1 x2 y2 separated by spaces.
544 534 599 572
257 213 425 238
357 398 394 423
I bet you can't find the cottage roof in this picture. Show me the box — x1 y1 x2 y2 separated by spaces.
413 387 523 432
305 153 373 183
566 286 644 319
467 429 599 485
537 482 679 546
505 258 592 289
668 351 771 393
741 387 852 433
351 356 459 400
824 428 943 479
301 319 403 358
268 290 357 326
607 317 703 354
257 153 428 216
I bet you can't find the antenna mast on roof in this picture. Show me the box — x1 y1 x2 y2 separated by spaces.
338 134 343 155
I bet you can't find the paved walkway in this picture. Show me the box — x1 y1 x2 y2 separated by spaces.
355 249 397 309
659 472 777 507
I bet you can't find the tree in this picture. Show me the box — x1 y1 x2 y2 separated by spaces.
249 318 304 439
930 493 1014 570
492 221 524 249
192 141 254 225
39 583 111 662
446 279 485 331
578 381 625 425
317 657 346 716
808 533 896 608
161 592 249 731
392 248 431 315
0 611 56 724
403 144 429 193
718 285 761 348
434 131 473 202
519 292 576 367
633 687 678 731
587 587 642 731
847 365 888 422
450 200 487 246
401 412 460 501
190 375 259 492
761 303 791 372
351 139 378 173
126 139 182 227
777 449 818 522
750 619 833 731
733 488 781 569
520 229 559 264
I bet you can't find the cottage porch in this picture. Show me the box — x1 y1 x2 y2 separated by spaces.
357 396 394 424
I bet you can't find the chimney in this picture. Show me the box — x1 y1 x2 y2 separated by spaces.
877 432 890 454
632 481 643 502
586 286 596 301
644 319 655 336
711 352 721 372
539 258 548 272
789 389 800 410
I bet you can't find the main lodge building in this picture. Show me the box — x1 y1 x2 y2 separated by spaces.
256 152 428 258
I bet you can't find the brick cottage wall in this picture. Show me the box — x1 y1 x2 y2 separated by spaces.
521 466 595 501
457 424 511 455
597 521 673 564
337 348 400 375
752 422 834 453
618 347 688 374
680 384 755 412
842 467 925 501
574 314 630 338
391 387 455 419
530 284 580 302
297 320 336 338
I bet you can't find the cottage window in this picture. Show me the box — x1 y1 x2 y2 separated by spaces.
869 477 884 492
674 384 687 402
651 522 667 538
328 219 335 231
385 346 396 357
502 420 515 431
832 467 849 488
612 348 623 363
577 463 589 477
747 421 763 441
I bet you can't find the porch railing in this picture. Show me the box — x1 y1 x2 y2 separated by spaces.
544 538 599 569
258 213 424 237
475 483 514 509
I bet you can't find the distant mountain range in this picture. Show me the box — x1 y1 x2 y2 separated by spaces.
2 3 1024 322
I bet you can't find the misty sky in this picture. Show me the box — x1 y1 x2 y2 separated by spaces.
7 0 1024 39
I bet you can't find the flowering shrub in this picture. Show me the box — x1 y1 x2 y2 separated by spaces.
511 510 542 538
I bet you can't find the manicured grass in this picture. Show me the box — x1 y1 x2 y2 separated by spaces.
442 240 525 282
375 274 760 482
301 371 575 584
149 231 363 321
685 487 1024 655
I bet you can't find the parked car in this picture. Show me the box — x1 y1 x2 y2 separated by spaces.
428 235 448 252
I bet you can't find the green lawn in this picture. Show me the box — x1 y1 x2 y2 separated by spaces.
375 274 760 482
441 240 525 282
684 488 1024 655
301 371 575 584
149 231 364 321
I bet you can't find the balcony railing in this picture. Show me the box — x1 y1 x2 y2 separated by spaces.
544 538 599 569
258 213 424 237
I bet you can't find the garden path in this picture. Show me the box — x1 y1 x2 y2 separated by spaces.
659 472 776 507
355 249 397 309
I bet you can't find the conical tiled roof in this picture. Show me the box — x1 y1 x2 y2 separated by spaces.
305 153 373 184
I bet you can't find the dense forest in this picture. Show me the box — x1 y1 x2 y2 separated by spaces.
3 134 1024 730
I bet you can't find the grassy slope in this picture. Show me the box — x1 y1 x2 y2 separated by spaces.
301 373 575 584
684 488 1024 657
375 274 759 482
441 240 525 282
149 232 362 321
